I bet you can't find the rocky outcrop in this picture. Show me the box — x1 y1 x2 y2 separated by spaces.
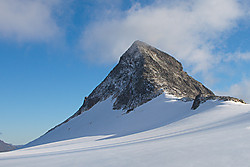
191 94 202 110
191 94 246 110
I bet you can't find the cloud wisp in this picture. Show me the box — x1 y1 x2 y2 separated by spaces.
224 52 250 62
0 0 61 42
226 80 250 103
80 0 247 76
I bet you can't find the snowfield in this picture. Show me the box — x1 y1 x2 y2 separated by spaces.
1 93 250 167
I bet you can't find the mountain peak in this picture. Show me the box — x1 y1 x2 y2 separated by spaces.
66 40 214 118
122 40 151 60
126 40 160 59
46 41 216 133
130 40 149 48
44 40 246 135
26 41 246 148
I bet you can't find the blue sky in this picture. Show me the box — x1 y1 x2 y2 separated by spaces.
0 0 249 145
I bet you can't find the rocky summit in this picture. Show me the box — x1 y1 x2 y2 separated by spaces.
77 40 214 113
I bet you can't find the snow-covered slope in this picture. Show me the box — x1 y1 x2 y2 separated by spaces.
26 93 195 147
1 94 250 167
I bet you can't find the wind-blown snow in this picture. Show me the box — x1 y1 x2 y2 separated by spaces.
1 93 250 167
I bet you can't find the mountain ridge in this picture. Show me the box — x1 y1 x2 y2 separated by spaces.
0 140 17 152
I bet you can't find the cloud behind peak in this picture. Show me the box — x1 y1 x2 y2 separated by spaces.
80 0 247 75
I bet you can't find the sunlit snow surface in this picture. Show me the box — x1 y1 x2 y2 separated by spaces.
1 93 250 167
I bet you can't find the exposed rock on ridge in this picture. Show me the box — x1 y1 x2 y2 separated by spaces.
191 94 246 110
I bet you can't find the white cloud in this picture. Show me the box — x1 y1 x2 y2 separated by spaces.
224 52 250 62
0 0 61 42
226 80 250 103
80 0 247 75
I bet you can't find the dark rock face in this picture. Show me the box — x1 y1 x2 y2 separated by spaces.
191 94 202 110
